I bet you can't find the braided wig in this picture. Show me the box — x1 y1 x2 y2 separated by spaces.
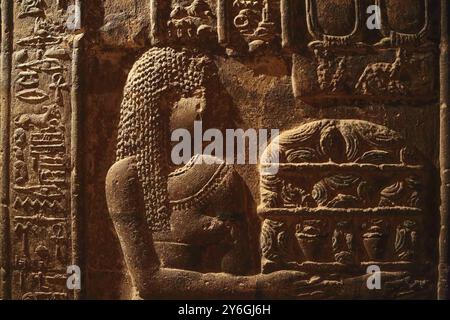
116 47 214 231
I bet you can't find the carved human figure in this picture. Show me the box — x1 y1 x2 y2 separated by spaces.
105 47 327 299
106 47 428 299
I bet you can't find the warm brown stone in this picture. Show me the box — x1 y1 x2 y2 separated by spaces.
0 0 448 300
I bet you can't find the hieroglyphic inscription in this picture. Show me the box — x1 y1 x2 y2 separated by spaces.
230 0 281 52
9 0 78 300
293 0 437 103
150 0 283 53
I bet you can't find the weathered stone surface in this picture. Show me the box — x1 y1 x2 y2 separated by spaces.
0 0 448 300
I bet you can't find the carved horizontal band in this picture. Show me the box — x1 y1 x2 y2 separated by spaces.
260 163 424 174
258 206 423 219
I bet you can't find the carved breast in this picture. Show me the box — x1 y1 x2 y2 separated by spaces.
168 154 232 211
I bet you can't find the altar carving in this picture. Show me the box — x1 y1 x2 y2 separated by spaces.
258 120 433 298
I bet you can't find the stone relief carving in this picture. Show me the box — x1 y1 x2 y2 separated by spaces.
231 0 281 52
0 0 445 300
362 220 386 261
107 47 319 299
295 220 325 262
150 0 283 53
306 0 363 47
376 0 430 47
4 0 79 300
257 120 431 298
395 220 418 261
293 0 437 104
17 0 47 19
106 49 434 298
167 0 217 44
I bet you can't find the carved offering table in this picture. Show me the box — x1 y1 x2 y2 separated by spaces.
258 120 433 298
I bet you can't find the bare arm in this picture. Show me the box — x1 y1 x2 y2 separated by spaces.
106 157 426 300
106 157 161 296
105 157 256 298
105 157 314 299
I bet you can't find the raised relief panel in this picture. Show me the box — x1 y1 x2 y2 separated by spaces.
6 0 80 300
306 0 363 45
98 0 442 300
48 0 447 301
17 0 47 19
292 0 438 104
258 120 433 298
228 0 282 52
150 0 284 53
3 0 441 300
150 0 218 47
168 0 217 43
378 0 429 46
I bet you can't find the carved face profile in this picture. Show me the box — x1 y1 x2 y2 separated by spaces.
116 47 220 232
170 88 207 133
